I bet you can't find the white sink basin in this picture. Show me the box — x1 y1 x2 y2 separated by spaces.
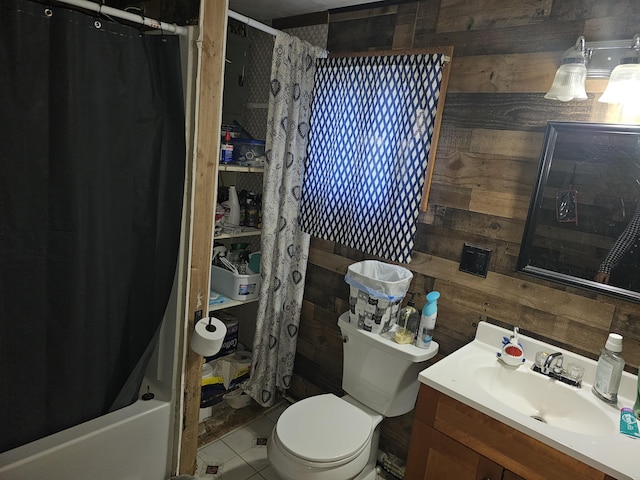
419 321 638 480
471 358 616 436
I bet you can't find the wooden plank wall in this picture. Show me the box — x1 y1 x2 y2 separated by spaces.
290 0 640 464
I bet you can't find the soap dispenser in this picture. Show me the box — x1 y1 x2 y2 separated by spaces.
395 293 419 344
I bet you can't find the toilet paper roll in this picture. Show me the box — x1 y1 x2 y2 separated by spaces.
191 317 227 357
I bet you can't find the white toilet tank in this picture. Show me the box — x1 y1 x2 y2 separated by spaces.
338 312 438 417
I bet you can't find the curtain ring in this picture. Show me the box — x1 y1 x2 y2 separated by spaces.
44 7 53 17
94 3 102 29
123 6 147 36
138 10 146 37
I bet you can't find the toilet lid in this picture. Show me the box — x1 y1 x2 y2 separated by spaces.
275 394 373 463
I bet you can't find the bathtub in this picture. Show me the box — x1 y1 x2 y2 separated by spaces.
0 378 174 480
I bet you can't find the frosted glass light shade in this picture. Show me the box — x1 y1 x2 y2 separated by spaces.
598 63 640 105
544 63 588 102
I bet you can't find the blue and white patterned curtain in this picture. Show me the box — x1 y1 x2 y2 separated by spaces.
246 32 326 407
299 54 446 263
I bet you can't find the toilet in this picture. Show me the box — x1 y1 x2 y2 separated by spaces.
268 312 439 480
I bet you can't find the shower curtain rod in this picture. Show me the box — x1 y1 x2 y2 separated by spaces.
228 9 280 37
50 0 188 35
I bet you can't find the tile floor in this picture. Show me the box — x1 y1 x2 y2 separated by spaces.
196 402 287 480
195 401 390 480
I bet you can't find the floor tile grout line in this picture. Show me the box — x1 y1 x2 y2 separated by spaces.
197 399 291 479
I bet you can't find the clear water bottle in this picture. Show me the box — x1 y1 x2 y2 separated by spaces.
592 333 625 404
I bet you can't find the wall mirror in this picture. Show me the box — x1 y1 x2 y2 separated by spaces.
518 121 640 303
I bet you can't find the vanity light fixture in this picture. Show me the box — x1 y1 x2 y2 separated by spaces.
545 34 640 105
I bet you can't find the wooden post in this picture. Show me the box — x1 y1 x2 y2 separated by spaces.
179 0 227 474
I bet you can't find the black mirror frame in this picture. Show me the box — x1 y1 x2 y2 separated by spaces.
517 121 640 303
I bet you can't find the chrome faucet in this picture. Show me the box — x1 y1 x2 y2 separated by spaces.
542 352 563 374
532 351 583 388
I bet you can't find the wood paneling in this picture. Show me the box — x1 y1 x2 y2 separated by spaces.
449 52 560 93
415 20 586 56
391 3 419 49
291 0 640 464
441 93 592 130
437 0 554 33
327 14 396 53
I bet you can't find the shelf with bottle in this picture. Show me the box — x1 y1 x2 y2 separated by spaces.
215 226 261 240
208 293 258 313
218 164 264 173
216 185 262 239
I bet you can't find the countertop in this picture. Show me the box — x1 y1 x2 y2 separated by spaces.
418 321 639 480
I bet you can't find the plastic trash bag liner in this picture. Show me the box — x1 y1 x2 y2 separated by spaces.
345 260 413 334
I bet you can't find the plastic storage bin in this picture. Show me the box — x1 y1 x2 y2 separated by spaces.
345 260 413 334
211 264 261 301
232 139 266 164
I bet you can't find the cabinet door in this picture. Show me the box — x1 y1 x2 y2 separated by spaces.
405 420 503 480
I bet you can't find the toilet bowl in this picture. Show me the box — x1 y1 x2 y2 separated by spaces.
267 394 382 480
268 312 439 480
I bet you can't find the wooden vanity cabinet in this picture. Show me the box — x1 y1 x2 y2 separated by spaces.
405 384 617 480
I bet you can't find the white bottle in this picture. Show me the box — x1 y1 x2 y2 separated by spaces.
416 291 439 349
222 186 241 226
592 333 625 404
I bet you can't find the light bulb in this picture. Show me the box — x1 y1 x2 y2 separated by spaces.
599 62 640 106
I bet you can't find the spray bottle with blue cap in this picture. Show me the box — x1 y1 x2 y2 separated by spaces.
416 291 440 349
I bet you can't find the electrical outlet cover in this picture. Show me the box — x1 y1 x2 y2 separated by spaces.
459 243 492 277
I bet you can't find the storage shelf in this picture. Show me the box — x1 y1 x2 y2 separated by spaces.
218 164 264 173
208 292 258 312
215 226 261 240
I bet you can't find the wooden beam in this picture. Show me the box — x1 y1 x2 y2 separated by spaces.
421 46 454 212
179 0 227 474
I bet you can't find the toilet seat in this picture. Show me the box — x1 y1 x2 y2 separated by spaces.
275 394 373 464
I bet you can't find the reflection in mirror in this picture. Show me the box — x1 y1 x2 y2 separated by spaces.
518 122 640 303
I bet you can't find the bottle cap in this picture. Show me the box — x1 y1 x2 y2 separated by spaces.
423 291 440 316
426 291 440 303
605 333 623 352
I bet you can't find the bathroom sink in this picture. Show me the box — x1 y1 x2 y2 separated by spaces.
471 358 616 436
418 321 638 480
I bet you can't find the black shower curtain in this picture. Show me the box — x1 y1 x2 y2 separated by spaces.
0 0 185 452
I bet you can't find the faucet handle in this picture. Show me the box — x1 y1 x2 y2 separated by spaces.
566 363 585 382
534 351 549 368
